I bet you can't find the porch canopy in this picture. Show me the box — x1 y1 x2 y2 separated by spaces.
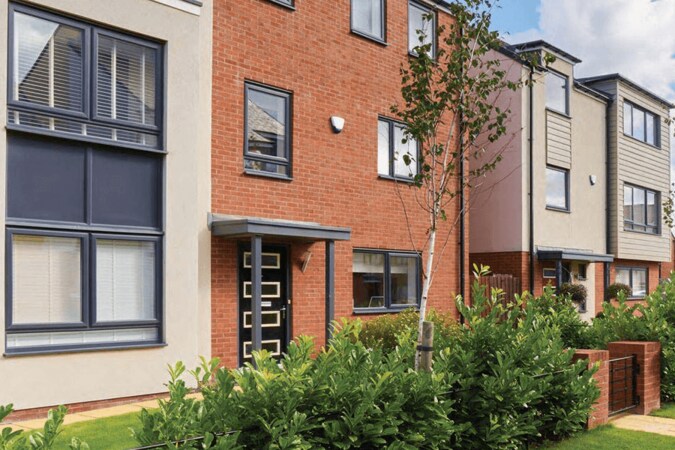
537 246 614 288
209 214 351 356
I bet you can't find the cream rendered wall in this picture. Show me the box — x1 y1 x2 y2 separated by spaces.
0 0 212 410
469 53 527 254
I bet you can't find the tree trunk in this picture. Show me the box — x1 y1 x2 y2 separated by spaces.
415 228 436 370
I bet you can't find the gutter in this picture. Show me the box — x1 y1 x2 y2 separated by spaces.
528 66 535 293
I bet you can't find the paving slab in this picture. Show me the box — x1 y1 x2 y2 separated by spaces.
612 414 675 437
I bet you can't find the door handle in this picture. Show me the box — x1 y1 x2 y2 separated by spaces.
280 306 287 320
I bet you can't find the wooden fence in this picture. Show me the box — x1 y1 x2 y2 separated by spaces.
477 274 521 305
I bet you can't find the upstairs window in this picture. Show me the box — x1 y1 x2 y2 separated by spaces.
623 101 659 147
353 250 420 310
244 82 292 179
351 0 385 42
624 184 659 234
546 166 569 211
378 117 419 180
8 4 162 150
408 1 435 57
545 71 569 115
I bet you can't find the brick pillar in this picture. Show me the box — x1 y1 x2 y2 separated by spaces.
607 341 661 415
573 349 609 429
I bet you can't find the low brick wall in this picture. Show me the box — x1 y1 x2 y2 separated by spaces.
608 341 661 415
573 349 609 429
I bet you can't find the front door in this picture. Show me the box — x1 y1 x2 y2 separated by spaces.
238 245 289 365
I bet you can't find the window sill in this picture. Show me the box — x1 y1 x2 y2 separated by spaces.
378 174 416 184
546 206 570 214
266 0 295 10
623 227 660 236
545 107 572 120
622 133 660 150
353 306 418 315
350 30 388 46
244 169 293 182
3 341 167 357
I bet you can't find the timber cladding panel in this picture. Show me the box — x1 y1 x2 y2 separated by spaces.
545 110 572 169
615 83 671 262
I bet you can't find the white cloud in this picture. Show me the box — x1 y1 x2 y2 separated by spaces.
506 0 675 103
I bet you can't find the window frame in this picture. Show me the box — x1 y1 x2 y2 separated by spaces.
352 248 422 313
407 0 436 58
7 3 165 153
243 81 293 180
623 101 660 148
545 70 570 116
266 0 295 10
623 183 660 235
350 0 387 44
378 116 420 181
615 266 648 299
545 165 570 212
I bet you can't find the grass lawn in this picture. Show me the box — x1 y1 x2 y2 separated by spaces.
49 411 141 450
651 403 675 419
544 425 675 449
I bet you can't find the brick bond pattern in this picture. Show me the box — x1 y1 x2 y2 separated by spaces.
211 1 465 367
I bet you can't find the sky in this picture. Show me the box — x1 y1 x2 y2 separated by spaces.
490 0 675 181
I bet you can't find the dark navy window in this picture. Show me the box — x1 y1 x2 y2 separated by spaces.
5 4 163 355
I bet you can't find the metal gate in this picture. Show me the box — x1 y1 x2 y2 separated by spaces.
608 355 639 415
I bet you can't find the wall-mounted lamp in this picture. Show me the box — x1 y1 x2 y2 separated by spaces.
330 116 345 134
589 175 597 186
300 251 313 273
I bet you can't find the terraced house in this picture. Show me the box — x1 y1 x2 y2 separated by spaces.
470 41 673 320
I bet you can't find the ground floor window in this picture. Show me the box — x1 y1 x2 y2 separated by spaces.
615 267 647 298
353 249 420 310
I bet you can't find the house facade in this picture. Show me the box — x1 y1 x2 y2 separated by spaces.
470 41 673 319
0 0 213 416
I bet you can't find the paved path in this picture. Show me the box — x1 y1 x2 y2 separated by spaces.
3 393 202 432
612 414 675 437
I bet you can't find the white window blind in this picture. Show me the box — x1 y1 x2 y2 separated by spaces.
12 235 82 325
97 35 156 127
96 240 155 322
6 327 158 350
14 12 84 112
352 0 384 39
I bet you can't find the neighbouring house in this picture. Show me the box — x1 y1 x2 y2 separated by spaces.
0 0 212 418
209 0 463 368
470 40 673 320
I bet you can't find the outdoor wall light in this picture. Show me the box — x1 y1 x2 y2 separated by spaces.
301 251 313 273
589 175 597 186
330 116 345 133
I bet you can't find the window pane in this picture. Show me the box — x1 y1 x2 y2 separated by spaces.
352 0 383 39
647 191 657 226
394 125 417 178
391 256 418 306
633 188 645 225
545 72 567 114
12 235 81 325
623 103 632 137
546 167 567 209
96 240 156 322
6 327 158 350
247 88 287 159
353 253 384 308
14 12 84 112
646 113 656 145
632 270 647 297
378 119 390 175
97 35 157 126
244 159 289 176
623 186 633 222
408 2 434 55
616 269 630 287
632 107 645 141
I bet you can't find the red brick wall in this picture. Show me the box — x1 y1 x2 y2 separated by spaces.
211 1 462 366
572 349 609 429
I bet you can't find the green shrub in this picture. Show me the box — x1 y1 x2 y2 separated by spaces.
0 404 87 450
605 283 632 301
558 283 587 303
358 308 461 352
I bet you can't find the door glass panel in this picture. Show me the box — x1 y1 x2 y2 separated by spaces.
243 281 280 298
243 311 281 328
243 339 281 358
243 252 280 269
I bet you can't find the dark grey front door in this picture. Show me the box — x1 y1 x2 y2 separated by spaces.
238 245 289 365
